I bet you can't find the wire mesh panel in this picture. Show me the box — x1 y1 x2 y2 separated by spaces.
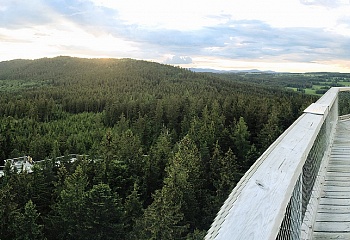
301 121 328 218
302 100 336 220
276 176 302 240
276 95 338 240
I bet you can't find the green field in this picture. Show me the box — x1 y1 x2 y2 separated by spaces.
287 87 321 95
287 80 350 96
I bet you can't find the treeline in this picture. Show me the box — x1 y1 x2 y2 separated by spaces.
0 57 317 239
216 72 350 90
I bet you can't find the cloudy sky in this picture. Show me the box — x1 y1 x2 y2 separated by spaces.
1 0 350 72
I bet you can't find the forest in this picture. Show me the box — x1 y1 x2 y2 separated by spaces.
0 56 318 239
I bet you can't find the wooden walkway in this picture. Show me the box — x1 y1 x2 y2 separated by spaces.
313 119 350 239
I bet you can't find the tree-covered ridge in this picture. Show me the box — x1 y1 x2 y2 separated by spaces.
0 57 317 239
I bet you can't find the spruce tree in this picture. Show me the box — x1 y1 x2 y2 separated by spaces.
12 200 44 240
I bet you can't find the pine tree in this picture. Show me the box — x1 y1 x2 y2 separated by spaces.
12 200 44 240
84 183 124 240
218 148 239 200
140 137 196 239
115 129 143 177
232 117 251 169
0 184 18 239
51 140 60 160
258 108 283 151
53 165 88 240
141 164 188 240
124 183 144 239
145 129 172 200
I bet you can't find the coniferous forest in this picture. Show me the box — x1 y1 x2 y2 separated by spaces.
0 56 317 239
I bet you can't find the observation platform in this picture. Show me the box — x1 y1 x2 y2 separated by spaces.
313 118 350 239
206 87 350 240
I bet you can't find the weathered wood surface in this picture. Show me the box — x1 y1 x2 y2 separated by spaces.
313 119 350 239
205 112 325 240
314 232 350 240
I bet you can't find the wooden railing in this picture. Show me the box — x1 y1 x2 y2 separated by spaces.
206 87 350 240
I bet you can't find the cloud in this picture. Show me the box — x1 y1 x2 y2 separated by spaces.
164 55 192 64
3 0 347 63
0 0 53 28
1 0 350 71
46 0 119 29
300 0 349 8
58 11 350 64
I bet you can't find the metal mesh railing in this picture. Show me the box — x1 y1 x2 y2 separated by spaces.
276 176 302 240
302 117 328 218
276 95 338 240
303 99 337 217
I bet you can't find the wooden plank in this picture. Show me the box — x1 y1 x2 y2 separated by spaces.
314 87 339 106
323 193 350 199
325 176 350 181
326 167 350 172
327 165 350 169
319 197 350 206
326 173 350 177
328 161 350 165
339 87 350 92
317 205 350 213
324 182 350 187
330 156 350 158
304 103 329 115
327 168 350 173
326 172 350 179
314 221 350 232
330 158 350 161
324 188 350 193
326 166 350 170
315 212 350 222
329 161 350 164
313 232 350 240
323 187 350 193
329 157 350 161
327 164 350 168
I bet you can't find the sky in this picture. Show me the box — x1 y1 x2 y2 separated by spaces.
1 0 350 72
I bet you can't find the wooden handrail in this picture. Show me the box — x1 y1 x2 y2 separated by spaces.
206 87 347 240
